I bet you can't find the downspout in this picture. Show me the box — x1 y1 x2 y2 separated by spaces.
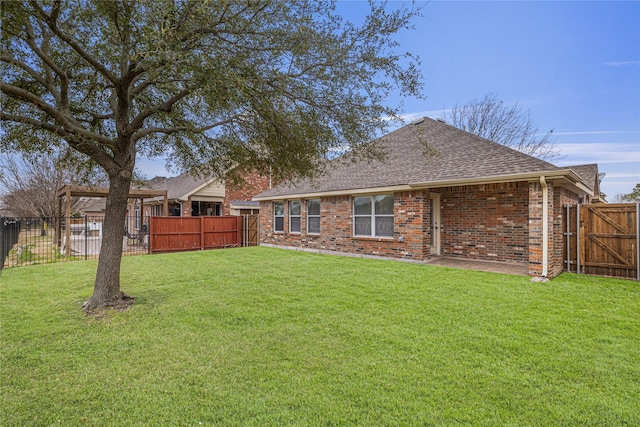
540 176 549 277
176 200 183 216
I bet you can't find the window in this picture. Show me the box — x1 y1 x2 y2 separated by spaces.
289 201 301 233
353 195 394 237
274 202 284 232
307 199 320 234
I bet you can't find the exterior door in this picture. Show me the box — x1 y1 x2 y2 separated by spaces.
430 193 441 255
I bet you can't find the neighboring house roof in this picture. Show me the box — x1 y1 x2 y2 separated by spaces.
80 198 106 213
254 117 592 200
229 200 260 208
142 173 224 203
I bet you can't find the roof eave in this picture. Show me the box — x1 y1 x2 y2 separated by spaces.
410 169 592 195
254 170 593 201
252 184 413 201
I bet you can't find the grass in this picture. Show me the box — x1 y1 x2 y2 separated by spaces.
1 247 638 426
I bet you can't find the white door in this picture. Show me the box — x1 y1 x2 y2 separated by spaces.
430 193 441 255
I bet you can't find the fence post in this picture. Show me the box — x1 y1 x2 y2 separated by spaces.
84 215 88 260
636 202 639 281
576 204 581 275
0 217 4 271
200 216 205 251
565 205 570 273
242 215 247 247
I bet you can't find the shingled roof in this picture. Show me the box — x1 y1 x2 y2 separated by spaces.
255 117 590 199
141 173 220 202
565 164 599 193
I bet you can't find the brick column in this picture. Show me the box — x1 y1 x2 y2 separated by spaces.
528 182 543 276
182 199 192 217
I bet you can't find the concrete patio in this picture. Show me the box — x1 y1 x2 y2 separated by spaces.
425 256 529 276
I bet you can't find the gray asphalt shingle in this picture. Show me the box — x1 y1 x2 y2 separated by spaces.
256 117 562 198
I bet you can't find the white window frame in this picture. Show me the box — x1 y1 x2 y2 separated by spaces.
274 201 284 232
353 194 394 238
307 199 321 234
289 200 301 233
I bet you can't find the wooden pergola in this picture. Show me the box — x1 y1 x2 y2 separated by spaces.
56 185 168 256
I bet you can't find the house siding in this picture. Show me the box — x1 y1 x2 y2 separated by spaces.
259 191 431 260
438 182 530 263
259 181 583 276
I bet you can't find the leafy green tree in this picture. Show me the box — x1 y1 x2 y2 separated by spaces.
1 0 423 309
622 183 640 202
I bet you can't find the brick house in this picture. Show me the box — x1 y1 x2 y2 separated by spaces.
253 117 603 278
125 171 270 234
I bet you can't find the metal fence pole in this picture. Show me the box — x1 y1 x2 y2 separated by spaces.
0 217 4 271
565 205 571 273
576 204 581 275
84 215 88 260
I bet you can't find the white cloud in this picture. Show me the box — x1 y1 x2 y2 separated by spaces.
555 142 640 165
552 130 640 136
604 60 640 67
383 109 451 123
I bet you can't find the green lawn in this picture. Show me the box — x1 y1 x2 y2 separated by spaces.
1 247 638 426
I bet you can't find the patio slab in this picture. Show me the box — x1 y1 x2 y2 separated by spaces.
425 256 529 276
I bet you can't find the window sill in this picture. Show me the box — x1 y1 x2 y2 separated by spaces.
352 235 394 241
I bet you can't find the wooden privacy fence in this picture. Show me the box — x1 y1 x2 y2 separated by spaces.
149 215 258 254
564 203 639 280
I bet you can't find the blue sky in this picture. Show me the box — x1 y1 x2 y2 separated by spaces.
138 0 640 199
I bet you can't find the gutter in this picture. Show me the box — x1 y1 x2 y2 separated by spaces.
409 169 586 190
254 169 590 202
540 176 549 278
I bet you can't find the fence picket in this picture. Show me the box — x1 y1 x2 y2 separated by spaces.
564 204 639 280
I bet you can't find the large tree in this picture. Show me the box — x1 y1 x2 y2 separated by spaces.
622 183 640 202
1 0 423 309
445 93 561 161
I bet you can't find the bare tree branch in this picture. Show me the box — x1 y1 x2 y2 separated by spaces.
445 93 561 162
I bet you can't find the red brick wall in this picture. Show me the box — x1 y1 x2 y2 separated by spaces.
438 182 530 263
223 171 271 215
259 191 431 260
259 181 576 276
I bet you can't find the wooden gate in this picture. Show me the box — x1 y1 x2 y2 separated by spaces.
242 215 259 247
564 203 639 280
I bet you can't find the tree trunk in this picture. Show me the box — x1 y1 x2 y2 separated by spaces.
83 170 133 310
